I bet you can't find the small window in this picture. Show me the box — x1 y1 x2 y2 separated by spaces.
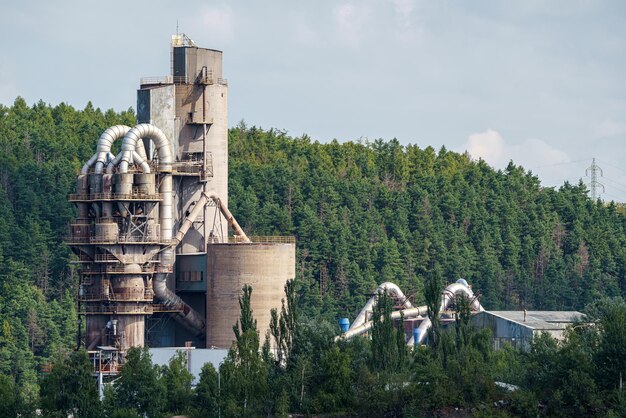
179 271 203 282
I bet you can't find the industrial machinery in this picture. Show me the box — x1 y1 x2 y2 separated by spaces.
337 280 484 345
68 34 295 353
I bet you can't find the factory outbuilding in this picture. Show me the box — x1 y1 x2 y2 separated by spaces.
471 310 585 351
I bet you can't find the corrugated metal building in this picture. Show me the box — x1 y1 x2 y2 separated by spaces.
472 310 584 351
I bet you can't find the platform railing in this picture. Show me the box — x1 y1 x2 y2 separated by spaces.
227 236 296 244
68 192 162 202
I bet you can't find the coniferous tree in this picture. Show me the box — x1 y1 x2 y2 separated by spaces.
270 279 298 366
220 285 268 417
112 347 165 418
162 351 194 416
193 362 220 417
40 349 101 418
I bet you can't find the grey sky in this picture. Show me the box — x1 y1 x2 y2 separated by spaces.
2 1 626 201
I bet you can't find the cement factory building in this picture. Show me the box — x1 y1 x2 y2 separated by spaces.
68 34 295 352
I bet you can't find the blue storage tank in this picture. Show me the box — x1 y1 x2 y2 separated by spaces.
413 328 421 346
339 318 350 333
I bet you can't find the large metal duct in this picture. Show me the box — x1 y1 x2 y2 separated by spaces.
93 125 132 174
81 153 98 175
84 125 131 219
351 282 414 330
115 123 206 337
341 306 429 339
341 280 484 344
207 192 251 243
412 281 483 345
117 124 173 257
106 151 150 174
171 191 250 245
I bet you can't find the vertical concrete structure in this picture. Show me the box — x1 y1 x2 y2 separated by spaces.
136 36 229 346
206 239 296 348
138 35 229 249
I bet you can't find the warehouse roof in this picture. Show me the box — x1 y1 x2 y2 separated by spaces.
484 311 585 331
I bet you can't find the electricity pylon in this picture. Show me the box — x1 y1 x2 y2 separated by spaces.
585 158 605 201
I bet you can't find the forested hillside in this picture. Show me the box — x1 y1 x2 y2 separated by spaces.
0 98 625 401
0 98 135 397
228 123 626 319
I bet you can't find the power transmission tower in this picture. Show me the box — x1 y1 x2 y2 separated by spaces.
585 158 605 200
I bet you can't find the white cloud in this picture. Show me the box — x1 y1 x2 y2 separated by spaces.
463 129 569 171
464 129 506 166
517 138 570 168
595 118 626 138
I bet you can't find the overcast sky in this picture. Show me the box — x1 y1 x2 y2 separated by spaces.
2 1 626 201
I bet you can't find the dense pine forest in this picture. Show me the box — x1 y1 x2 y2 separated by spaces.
0 98 625 416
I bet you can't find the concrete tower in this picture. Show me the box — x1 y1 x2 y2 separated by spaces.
138 34 229 248
136 36 229 346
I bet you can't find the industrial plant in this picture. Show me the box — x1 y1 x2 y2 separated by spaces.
66 35 583 389
68 34 296 360
338 280 582 351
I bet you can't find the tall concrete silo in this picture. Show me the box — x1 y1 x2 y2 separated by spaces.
206 239 296 348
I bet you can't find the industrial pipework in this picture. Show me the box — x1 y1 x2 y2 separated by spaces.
70 36 297 356
69 123 247 349
339 279 484 344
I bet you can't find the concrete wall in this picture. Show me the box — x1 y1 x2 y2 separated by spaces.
206 243 296 348
137 85 177 158
175 46 223 80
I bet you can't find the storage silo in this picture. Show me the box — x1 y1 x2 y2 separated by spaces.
206 238 296 348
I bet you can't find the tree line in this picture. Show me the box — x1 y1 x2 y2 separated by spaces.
2 282 624 417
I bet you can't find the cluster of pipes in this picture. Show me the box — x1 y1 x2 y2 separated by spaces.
338 280 484 345
75 124 249 348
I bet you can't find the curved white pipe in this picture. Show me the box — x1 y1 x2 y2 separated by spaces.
93 125 132 174
135 136 148 161
81 151 116 175
118 123 172 173
114 124 204 336
117 124 172 244
341 306 428 339
132 151 151 173
351 282 413 330
81 153 98 175
412 282 482 345
342 281 484 345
